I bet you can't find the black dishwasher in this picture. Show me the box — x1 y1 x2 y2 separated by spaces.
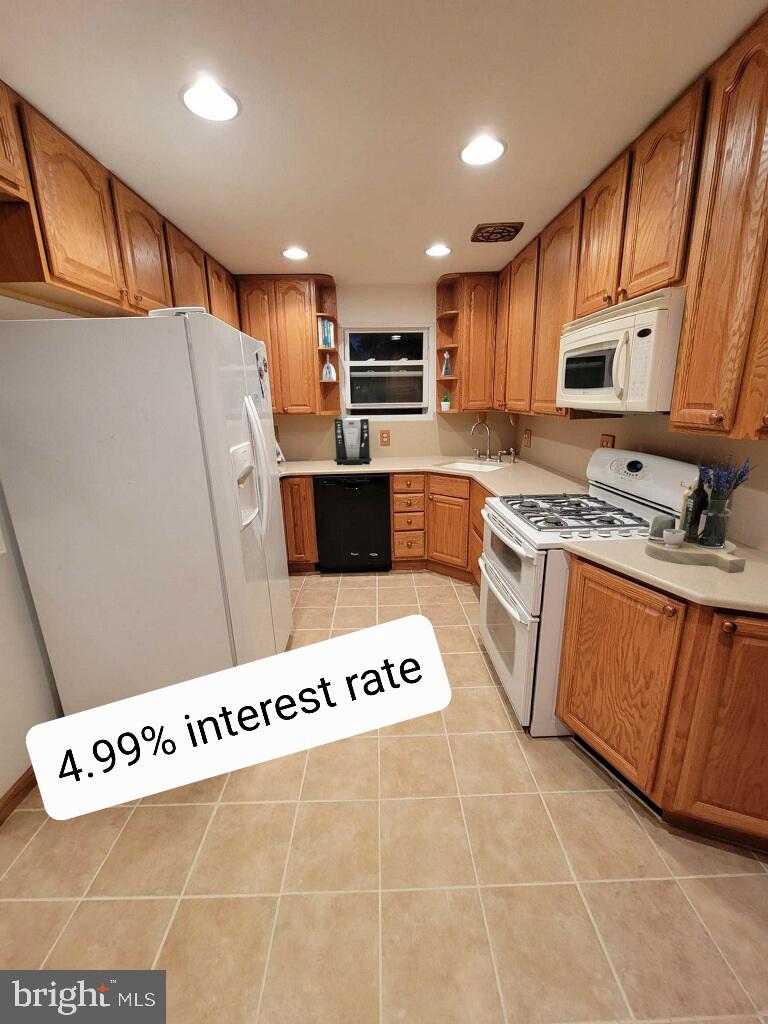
313 475 391 572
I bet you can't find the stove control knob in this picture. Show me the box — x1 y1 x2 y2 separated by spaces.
578 530 592 538
597 530 611 537
619 529 631 536
559 531 573 538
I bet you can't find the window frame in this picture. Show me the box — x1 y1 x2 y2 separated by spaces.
342 324 434 421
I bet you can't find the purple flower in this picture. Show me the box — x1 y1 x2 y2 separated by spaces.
698 458 751 499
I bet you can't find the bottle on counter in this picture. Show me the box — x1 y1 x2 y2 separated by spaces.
680 469 709 542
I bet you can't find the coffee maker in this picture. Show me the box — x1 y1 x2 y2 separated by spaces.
334 416 371 465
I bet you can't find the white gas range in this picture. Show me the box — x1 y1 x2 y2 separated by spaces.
479 448 697 736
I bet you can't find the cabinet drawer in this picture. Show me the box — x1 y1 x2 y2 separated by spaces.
393 531 425 559
429 473 470 499
393 473 425 493
394 511 425 532
393 493 425 513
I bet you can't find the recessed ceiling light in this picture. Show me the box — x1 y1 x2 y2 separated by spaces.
460 134 505 165
426 243 452 257
282 246 309 260
182 75 240 121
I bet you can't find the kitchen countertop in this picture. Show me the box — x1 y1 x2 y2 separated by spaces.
564 538 768 615
278 455 584 498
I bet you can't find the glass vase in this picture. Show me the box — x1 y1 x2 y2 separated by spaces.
699 496 731 548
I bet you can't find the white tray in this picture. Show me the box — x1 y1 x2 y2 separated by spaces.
645 539 745 573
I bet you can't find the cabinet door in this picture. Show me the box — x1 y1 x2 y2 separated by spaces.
0 82 26 199
575 154 630 316
274 278 317 414
556 560 685 793
672 614 768 840
532 200 582 415
427 493 469 568
239 278 282 413
280 477 318 564
469 528 483 585
460 274 497 411
671 19 768 434
165 223 210 311
504 238 539 412
206 256 240 328
620 82 704 300
111 180 171 312
21 104 125 302
492 264 510 409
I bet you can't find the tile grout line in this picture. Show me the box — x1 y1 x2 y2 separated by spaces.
620 792 761 1014
253 748 310 1024
421 578 511 1024
511 730 637 1022
39 802 141 969
0 811 49 884
149 772 230 971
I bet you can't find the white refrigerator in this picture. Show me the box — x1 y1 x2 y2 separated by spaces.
0 308 292 714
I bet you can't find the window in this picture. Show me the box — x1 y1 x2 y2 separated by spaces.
343 328 431 418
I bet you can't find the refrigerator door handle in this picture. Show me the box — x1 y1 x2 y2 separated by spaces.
244 394 271 541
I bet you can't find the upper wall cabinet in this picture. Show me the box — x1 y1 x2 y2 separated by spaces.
206 256 240 329
20 104 126 304
111 179 171 313
671 16 768 440
165 223 210 311
274 277 317 414
0 82 26 200
619 82 705 300
575 154 630 317
503 238 539 413
460 274 497 411
492 264 510 410
239 277 282 413
532 200 582 415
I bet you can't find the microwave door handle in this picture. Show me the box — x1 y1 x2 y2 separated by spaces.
479 557 530 627
481 509 536 562
614 330 630 400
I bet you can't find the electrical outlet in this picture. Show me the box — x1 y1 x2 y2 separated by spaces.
379 430 391 447
522 429 532 448
600 433 615 449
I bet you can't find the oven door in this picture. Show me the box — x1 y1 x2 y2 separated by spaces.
482 508 545 615
479 556 539 728
556 315 635 411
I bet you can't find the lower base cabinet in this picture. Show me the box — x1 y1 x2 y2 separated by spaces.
558 557 768 845
426 474 470 569
280 476 318 570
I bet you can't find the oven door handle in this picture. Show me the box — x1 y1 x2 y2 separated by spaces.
481 509 536 562
613 330 630 400
479 556 531 627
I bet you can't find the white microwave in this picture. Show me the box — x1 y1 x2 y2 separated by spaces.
556 287 686 413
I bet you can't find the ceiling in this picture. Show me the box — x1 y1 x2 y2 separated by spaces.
0 0 765 284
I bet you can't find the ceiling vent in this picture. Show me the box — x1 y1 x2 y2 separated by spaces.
471 222 523 243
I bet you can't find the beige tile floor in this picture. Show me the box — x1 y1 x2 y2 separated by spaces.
2 568 767 1023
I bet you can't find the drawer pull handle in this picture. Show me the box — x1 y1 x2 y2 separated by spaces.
407 518 412 524
406 541 412 548
722 620 737 634
617 287 628 301
662 604 677 618
762 414 768 427
406 480 412 487
709 411 724 425
406 500 412 507
602 293 612 304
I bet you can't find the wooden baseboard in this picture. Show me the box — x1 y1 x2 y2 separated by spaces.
0 766 36 825
288 563 317 575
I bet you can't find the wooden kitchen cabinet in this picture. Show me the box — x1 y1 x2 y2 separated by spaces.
206 256 240 329
111 179 172 313
557 559 686 793
20 104 126 305
671 16 768 440
165 223 210 311
531 200 582 415
427 474 470 569
503 238 539 413
280 476 318 567
0 81 27 199
469 480 491 584
274 278 317 414
575 154 630 316
619 82 705 300
492 263 510 410
391 473 426 567
670 612 768 841
239 277 282 413
460 273 497 410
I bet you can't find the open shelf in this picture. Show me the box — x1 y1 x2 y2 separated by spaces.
437 375 459 381
436 309 459 319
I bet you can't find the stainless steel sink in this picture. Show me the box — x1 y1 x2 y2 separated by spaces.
437 460 503 473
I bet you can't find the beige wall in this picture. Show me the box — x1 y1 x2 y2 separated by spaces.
277 283 517 460
513 414 767 549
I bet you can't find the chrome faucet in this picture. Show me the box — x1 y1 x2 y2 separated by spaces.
470 420 491 460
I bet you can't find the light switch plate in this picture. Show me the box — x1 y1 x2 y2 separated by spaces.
522 429 532 448
380 430 391 446
600 433 615 448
